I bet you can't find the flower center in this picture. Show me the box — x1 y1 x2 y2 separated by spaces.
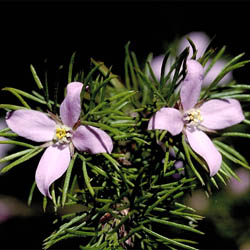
56 128 67 139
53 125 72 144
183 108 203 127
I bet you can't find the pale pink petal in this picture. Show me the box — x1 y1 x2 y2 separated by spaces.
60 82 83 128
150 55 173 81
204 59 233 86
180 60 204 111
148 107 183 136
6 110 56 142
150 55 164 81
200 99 244 130
178 32 210 59
186 128 222 176
72 125 113 154
35 145 71 198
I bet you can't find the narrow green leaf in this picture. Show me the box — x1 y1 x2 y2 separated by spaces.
28 181 36 206
230 84 250 90
0 140 36 149
210 177 219 189
209 90 243 99
43 196 48 212
0 149 32 163
91 75 117 101
68 51 76 83
221 161 240 181
145 184 183 215
186 36 198 59
182 135 205 186
213 140 248 163
109 90 136 102
204 46 226 77
102 153 132 189
142 226 198 250
81 121 121 136
0 132 17 137
215 145 250 170
0 147 43 174
125 42 139 91
202 53 249 98
2 88 31 109
159 49 171 88
3 87 48 105
163 150 170 174
30 64 44 89
0 104 28 110
44 212 88 242
148 217 204 235
215 172 227 186
65 229 96 237
136 69 166 103
146 60 159 86
82 156 95 197
91 58 125 89
110 91 137 110
62 153 77 206
221 132 250 139
87 163 108 178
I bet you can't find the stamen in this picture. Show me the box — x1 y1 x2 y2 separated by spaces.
53 125 72 144
56 128 67 139
183 109 203 127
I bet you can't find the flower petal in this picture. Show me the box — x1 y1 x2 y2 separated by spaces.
178 32 210 59
180 59 204 111
186 128 222 176
72 125 113 154
60 82 83 128
35 144 71 198
6 110 56 142
200 99 244 130
204 59 233 86
150 55 173 81
150 55 164 81
148 107 183 136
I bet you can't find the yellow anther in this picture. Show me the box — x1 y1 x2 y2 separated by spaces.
56 128 67 140
54 125 72 144
184 109 203 126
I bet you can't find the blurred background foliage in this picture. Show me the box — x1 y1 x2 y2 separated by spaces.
0 1 250 249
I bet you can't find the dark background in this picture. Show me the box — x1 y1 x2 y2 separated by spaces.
0 1 250 249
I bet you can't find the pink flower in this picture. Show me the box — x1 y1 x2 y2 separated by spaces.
148 60 244 176
6 82 113 198
178 31 233 86
228 168 250 195
178 31 210 59
150 31 233 86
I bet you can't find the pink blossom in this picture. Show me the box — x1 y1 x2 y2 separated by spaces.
178 31 233 86
150 31 232 86
228 168 250 195
148 60 244 176
6 82 113 198
178 31 210 60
